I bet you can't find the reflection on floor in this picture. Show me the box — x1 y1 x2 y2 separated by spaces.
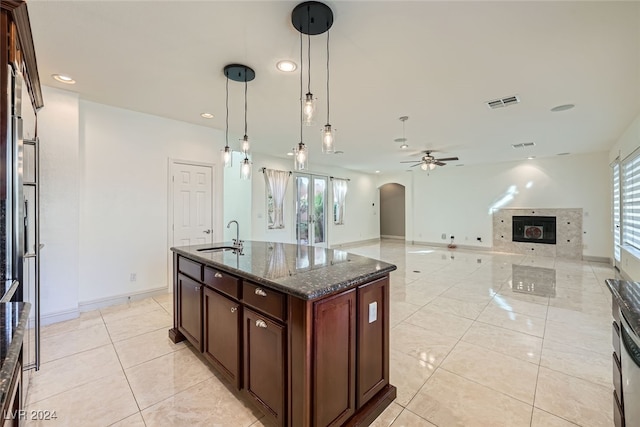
25 241 615 426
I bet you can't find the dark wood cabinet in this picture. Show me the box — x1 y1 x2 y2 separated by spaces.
313 289 356 427
177 273 202 351
357 277 389 407
203 287 240 388
244 307 286 426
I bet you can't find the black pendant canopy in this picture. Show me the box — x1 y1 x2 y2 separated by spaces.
224 64 255 82
291 1 333 35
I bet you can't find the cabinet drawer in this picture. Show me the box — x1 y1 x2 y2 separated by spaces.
613 321 621 361
613 352 623 407
243 281 286 322
614 390 625 427
178 256 202 281
204 267 240 299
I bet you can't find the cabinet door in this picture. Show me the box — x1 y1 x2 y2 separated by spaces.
357 277 389 407
314 289 356 427
177 273 202 351
203 287 240 388
243 308 285 426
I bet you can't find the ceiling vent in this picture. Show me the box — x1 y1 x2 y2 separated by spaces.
512 142 535 149
487 95 520 109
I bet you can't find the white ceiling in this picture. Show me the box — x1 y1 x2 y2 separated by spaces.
27 1 640 173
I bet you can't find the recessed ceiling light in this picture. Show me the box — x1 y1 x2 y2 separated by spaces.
527 156 536 160
52 74 75 84
557 152 570 156
375 170 380 174
551 104 575 112
276 60 297 72
200 113 214 119
286 152 294 156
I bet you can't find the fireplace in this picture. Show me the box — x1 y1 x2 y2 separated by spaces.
512 216 556 245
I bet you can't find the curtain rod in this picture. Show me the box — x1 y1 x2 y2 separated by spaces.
260 167 292 175
330 176 350 181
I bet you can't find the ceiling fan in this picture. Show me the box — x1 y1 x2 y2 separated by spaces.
401 150 459 171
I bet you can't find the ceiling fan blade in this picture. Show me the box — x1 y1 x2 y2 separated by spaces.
436 157 459 162
400 160 420 163
434 161 446 166
409 163 422 167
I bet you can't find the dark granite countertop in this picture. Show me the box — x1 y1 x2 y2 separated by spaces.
171 241 397 300
0 302 31 409
606 279 640 337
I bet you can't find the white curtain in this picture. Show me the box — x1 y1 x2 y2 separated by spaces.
264 169 290 229
333 178 348 225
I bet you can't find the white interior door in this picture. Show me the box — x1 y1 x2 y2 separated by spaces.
171 162 214 247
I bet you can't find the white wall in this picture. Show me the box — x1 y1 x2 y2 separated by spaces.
379 152 611 259
39 87 81 319
250 152 380 246
39 86 225 319
223 151 252 241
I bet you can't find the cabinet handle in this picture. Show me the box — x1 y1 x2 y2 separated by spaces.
255 288 267 297
231 306 238 313
255 319 267 328
214 272 223 278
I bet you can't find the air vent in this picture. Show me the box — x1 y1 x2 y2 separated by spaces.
486 95 520 109
512 142 535 149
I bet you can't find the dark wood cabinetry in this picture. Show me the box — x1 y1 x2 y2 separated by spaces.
176 274 202 351
244 307 286 425
313 289 356 427
170 250 396 427
203 287 240 388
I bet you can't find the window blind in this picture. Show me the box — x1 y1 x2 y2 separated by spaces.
613 161 621 261
622 154 640 250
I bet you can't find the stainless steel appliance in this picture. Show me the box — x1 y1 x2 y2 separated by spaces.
620 309 640 425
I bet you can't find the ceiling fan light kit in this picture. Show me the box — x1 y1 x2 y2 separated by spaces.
400 150 460 172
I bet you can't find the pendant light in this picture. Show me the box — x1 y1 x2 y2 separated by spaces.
295 29 307 170
223 64 255 180
321 28 335 153
292 1 334 152
397 116 409 150
221 74 232 167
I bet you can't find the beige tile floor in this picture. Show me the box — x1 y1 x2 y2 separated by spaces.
25 241 616 426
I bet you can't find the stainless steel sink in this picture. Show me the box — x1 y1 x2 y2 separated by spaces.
196 246 237 252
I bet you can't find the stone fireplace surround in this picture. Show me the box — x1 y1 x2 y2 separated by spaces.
493 208 583 259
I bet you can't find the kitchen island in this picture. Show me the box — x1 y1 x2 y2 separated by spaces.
169 241 397 427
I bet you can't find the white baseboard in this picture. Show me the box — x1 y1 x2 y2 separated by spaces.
411 240 494 252
331 238 380 249
79 285 170 313
40 286 171 327
380 235 405 240
41 308 81 327
583 255 612 264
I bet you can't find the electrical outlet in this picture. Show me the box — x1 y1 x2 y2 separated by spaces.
130 273 137 282
477 237 482 242
441 233 446 240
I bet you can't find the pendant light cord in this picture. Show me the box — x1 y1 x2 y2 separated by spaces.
244 77 248 137
300 30 303 143
307 7 311 94
326 30 330 122
225 74 229 148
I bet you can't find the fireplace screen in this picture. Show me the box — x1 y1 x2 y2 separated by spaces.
512 216 556 244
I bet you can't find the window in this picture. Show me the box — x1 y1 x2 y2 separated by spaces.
332 178 348 225
613 161 621 262
622 152 640 250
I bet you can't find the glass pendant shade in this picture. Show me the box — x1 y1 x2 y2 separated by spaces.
420 162 429 171
429 163 437 170
222 146 232 167
241 135 250 154
322 124 335 153
240 156 252 180
294 142 307 170
303 93 315 125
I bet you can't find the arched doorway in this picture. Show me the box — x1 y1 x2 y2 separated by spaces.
379 183 405 239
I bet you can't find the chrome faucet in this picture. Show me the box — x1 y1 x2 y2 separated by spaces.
227 220 242 247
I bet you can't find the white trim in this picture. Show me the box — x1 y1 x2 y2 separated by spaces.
330 238 380 249
41 308 80 327
411 240 494 252
381 235 405 240
79 286 170 313
583 255 612 264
